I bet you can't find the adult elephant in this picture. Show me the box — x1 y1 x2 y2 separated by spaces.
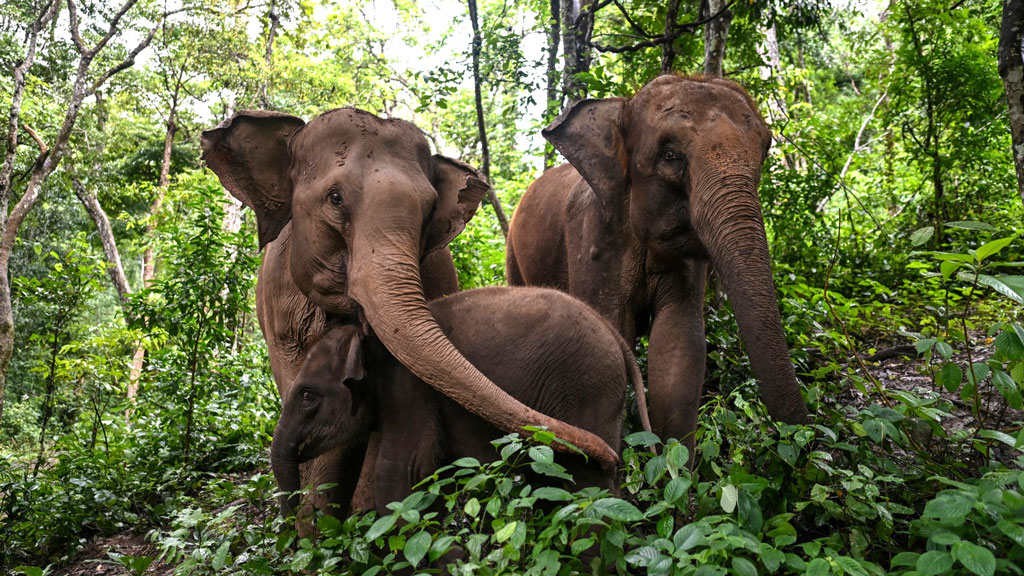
506 75 809 445
202 108 618 518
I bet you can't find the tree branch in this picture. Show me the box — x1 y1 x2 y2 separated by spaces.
590 1 734 54
20 123 48 154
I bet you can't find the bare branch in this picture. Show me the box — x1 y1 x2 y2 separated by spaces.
20 123 48 154
611 0 653 38
590 1 734 54
66 0 87 53
88 0 143 57
89 16 163 95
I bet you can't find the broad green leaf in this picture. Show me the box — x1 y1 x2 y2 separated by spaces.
910 226 934 246
13 568 44 576
587 497 644 522
916 550 954 576
976 275 1024 304
916 338 937 353
571 537 596 555
997 519 1024 547
625 546 659 567
366 513 397 541
993 370 1023 409
935 341 953 359
732 557 758 576
968 362 990 386
720 484 738 513
835 556 869 576
290 549 314 571
979 428 1020 449
936 362 963 392
464 498 480 517
940 259 962 279
528 445 554 464
532 487 572 501
673 523 708 551
404 531 431 566
624 431 661 446
923 492 972 519
945 220 996 231
664 476 692 504
805 557 830 576
976 236 1018 261
951 541 995 576
493 521 517 544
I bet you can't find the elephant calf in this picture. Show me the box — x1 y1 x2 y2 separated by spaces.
271 287 647 514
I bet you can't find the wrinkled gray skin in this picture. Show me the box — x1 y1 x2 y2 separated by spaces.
201 108 619 520
272 287 640 515
506 75 809 446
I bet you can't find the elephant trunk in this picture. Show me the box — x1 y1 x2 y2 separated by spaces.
270 419 302 516
692 173 809 425
347 218 620 470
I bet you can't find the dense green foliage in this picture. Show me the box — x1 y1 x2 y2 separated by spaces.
1 0 1022 573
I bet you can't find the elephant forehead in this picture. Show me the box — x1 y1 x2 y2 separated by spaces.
294 109 432 174
632 83 758 126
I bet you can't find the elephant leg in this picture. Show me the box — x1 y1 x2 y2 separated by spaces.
350 431 380 513
647 261 708 449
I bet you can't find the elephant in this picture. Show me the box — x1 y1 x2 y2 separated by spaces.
505 75 809 446
201 108 619 518
271 286 644 516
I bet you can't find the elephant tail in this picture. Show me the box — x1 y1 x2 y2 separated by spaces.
619 334 652 436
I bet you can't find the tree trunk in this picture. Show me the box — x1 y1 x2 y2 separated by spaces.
0 0 62 422
467 0 509 237
561 0 595 104
544 0 561 169
703 0 733 77
71 177 131 306
999 0 1024 206
660 0 682 73
260 0 280 110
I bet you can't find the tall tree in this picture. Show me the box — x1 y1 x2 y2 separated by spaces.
467 0 509 236
544 0 561 169
561 0 595 103
999 0 1024 206
703 0 733 77
0 0 167 420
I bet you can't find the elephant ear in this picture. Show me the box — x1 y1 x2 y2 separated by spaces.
332 326 367 415
542 98 628 211
424 155 490 256
201 110 306 249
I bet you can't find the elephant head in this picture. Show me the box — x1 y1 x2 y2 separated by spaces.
545 75 807 425
201 109 619 466
271 325 373 516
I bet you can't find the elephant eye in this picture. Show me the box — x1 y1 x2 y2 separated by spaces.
660 148 683 162
329 191 343 206
299 389 319 404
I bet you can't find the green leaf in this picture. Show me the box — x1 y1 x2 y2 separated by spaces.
464 497 480 517
945 220 996 231
935 341 953 359
997 519 1024 547
940 259 962 279
625 546 659 567
571 537 596 555
732 557 758 576
916 338 937 353
587 498 644 522
494 521 517 544
366 513 397 541
951 541 995 576
835 556 869 576
13 568 44 576
968 362 990 386
910 226 935 246
624 431 661 446
936 362 963 392
452 457 480 468
980 428 1020 449
673 523 708 551
212 541 231 570
993 370 1023 409
916 550 954 576
923 492 972 520
403 531 431 567
289 549 314 571
976 275 1024 304
528 445 554 464
806 558 830 576
532 487 572 501
976 236 1018 261
720 484 738 513
664 477 692 504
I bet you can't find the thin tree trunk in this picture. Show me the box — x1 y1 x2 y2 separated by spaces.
71 177 130 305
703 0 733 77
661 0 682 73
1000 0 1024 206
544 0 561 169
260 0 279 110
467 0 509 237
561 0 595 104
0 0 62 422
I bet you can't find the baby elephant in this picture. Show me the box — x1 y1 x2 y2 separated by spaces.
271 286 647 514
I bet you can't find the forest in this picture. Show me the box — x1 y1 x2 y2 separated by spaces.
1 0 1023 573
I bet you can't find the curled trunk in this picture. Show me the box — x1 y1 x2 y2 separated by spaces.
347 228 620 469
692 175 809 425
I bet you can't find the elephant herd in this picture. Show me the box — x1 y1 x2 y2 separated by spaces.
200 74 809 525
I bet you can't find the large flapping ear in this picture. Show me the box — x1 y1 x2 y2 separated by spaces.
200 110 305 249
543 98 629 211
424 155 490 255
332 325 367 416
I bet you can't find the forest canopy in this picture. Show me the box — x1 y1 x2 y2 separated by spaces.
2 0 1024 573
